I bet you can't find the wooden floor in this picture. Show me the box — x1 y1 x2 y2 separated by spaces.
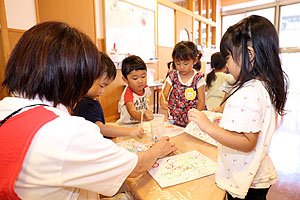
267 129 300 200
266 91 300 200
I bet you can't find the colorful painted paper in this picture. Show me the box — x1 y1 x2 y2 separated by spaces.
116 139 149 153
148 150 216 188
184 111 222 146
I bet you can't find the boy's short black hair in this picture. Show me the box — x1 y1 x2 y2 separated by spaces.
99 52 116 81
121 55 147 79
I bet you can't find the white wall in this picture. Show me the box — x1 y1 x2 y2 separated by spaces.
158 4 175 47
4 0 36 29
124 0 156 11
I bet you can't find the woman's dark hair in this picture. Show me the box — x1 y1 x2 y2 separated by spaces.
206 52 227 89
99 52 116 81
220 15 288 115
172 41 201 70
2 21 101 108
121 55 147 79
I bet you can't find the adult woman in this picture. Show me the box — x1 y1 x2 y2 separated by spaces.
0 22 176 200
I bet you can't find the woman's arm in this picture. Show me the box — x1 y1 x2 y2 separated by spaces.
128 136 176 177
188 109 259 152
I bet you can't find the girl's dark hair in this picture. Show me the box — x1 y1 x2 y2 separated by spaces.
121 55 147 79
172 41 201 69
167 61 175 70
99 52 116 81
206 52 227 89
220 15 288 115
2 21 101 108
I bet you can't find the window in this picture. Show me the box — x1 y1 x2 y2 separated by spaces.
279 3 300 48
222 8 275 36
194 20 199 45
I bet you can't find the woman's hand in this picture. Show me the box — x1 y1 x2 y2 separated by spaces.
151 136 176 158
129 136 176 177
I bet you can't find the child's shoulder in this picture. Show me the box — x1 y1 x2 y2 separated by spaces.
167 70 177 76
237 80 269 101
194 71 205 79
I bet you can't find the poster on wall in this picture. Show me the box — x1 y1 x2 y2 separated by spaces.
105 0 155 62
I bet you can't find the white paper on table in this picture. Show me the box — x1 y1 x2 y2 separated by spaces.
161 122 184 138
148 150 217 188
116 139 149 153
184 111 222 146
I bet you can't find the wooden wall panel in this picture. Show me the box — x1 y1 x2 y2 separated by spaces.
0 0 9 99
36 0 96 42
158 46 173 80
175 10 193 43
99 70 124 122
221 0 256 7
0 29 8 99
8 29 25 51
97 38 105 53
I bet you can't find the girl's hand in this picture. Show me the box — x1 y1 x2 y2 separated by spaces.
144 109 154 121
128 127 144 138
188 108 212 132
160 100 169 110
151 136 176 158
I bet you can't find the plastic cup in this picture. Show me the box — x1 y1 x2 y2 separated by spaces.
151 114 165 141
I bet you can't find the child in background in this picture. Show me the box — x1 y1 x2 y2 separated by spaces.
73 52 143 138
205 52 234 110
117 55 154 123
161 41 205 127
188 15 288 199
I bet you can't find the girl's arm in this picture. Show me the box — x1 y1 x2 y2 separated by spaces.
188 109 259 152
196 85 205 111
96 121 144 138
125 102 153 121
161 82 172 110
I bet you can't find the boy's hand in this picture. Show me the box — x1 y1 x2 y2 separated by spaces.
144 109 154 121
128 127 144 138
188 108 211 133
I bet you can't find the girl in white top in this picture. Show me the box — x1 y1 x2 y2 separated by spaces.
188 15 288 199
0 22 176 200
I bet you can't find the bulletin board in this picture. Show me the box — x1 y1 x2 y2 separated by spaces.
105 0 155 61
